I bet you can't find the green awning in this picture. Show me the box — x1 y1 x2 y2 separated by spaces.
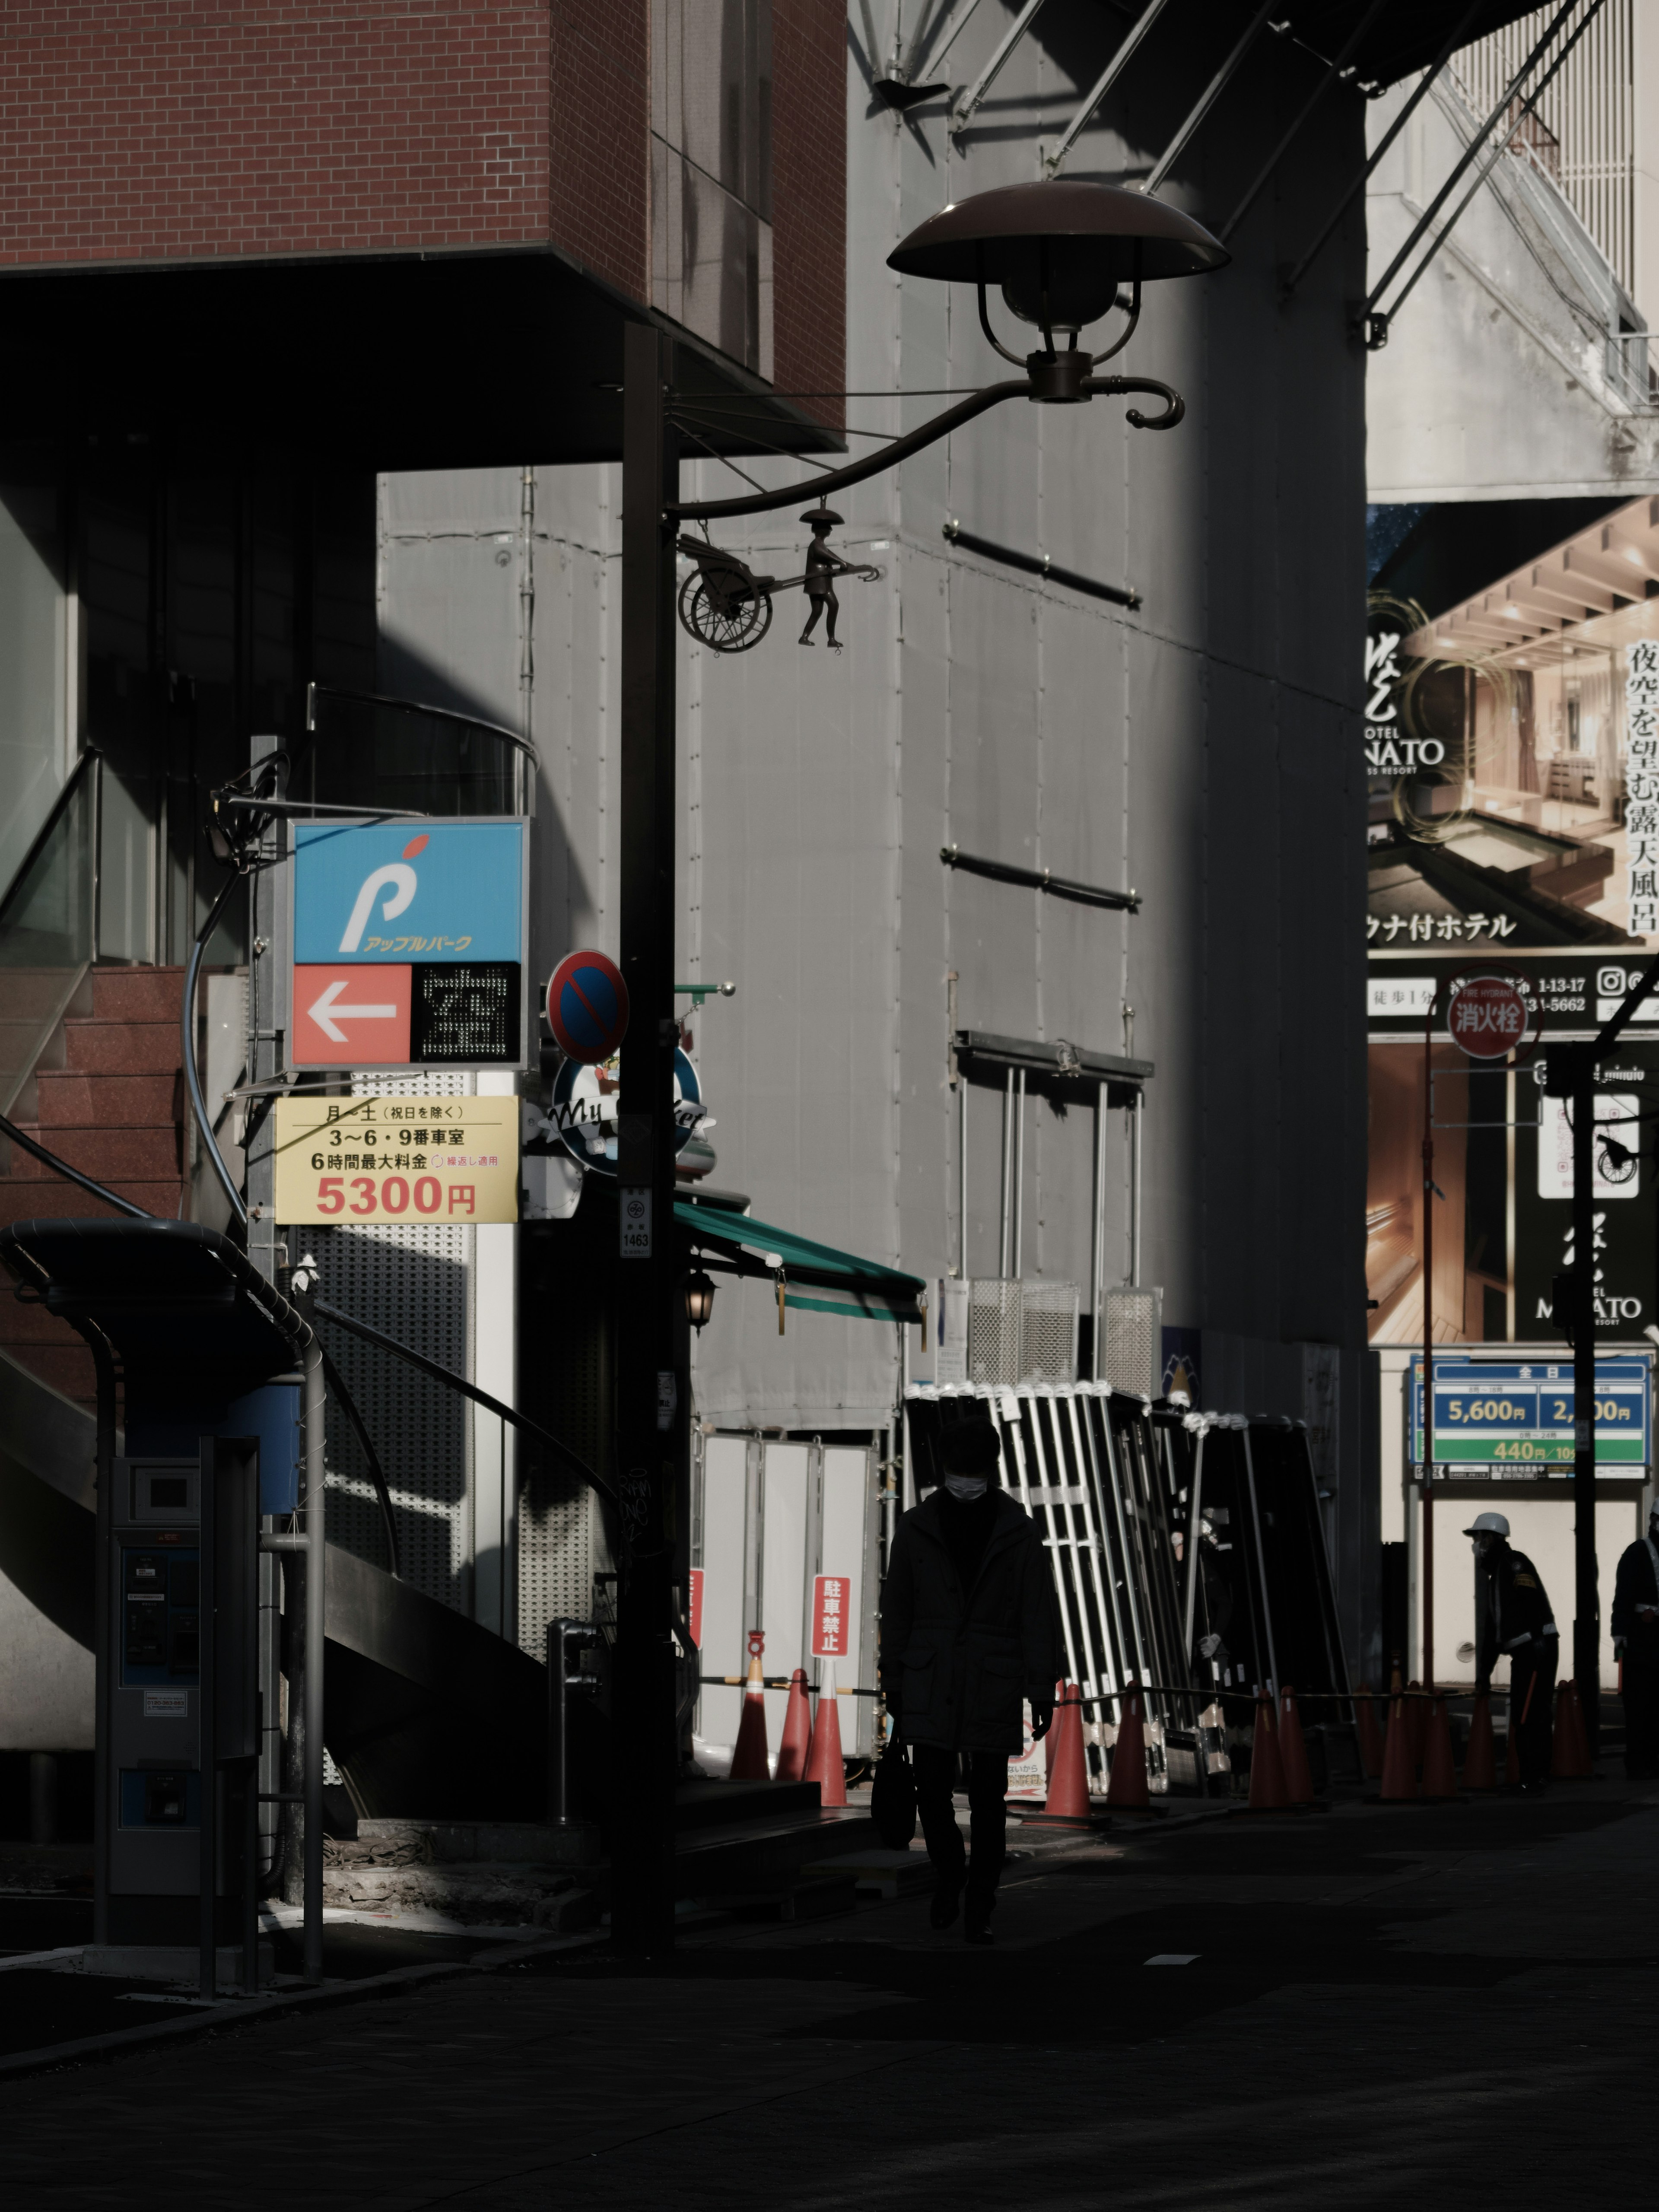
675 1200 926 1327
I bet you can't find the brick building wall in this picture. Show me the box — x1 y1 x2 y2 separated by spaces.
0 0 842 397
772 0 845 427
548 0 650 304
0 3 552 267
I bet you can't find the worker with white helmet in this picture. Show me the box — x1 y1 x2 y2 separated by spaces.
1467 1511 1559 1793
1611 1496 1659 1778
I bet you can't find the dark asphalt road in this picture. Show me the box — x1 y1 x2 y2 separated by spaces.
2 1779 1653 2209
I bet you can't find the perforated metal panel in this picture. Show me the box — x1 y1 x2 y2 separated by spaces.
311 1074 474 1614
1103 1287 1162 1398
967 1280 1022 1386
1020 1280 1078 1383
517 1480 601 1661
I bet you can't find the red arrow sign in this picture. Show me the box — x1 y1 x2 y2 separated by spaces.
293 965 412 1066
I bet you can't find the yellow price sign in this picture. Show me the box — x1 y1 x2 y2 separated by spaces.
273 1093 519 1225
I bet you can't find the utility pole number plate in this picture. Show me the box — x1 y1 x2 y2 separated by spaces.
620 1187 653 1257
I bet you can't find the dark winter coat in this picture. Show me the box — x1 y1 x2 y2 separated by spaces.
879 1489 1060 1754
1474 1541 1558 1684
1611 1533 1659 1646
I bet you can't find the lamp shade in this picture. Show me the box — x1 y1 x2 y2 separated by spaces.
887 180 1228 292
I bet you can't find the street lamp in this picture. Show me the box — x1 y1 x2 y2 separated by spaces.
611 180 1225 1957
684 1270 716 1331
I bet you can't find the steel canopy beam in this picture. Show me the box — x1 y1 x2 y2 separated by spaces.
1217 0 1389 242
1043 0 1173 177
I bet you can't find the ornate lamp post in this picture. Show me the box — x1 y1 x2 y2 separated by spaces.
610 181 1226 1956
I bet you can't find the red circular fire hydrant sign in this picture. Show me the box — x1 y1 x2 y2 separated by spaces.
1449 975 1526 1058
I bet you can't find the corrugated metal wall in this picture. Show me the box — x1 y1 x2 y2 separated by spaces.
372 0 1376 1669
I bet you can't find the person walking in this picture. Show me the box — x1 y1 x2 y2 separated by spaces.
1467 1510 1559 1792
880 1416 1059 1943
1611 1497 1659 1779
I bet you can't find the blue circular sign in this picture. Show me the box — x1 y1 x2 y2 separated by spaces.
548 1048 704 1177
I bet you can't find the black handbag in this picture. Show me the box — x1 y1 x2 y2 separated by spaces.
871 1734 917 1849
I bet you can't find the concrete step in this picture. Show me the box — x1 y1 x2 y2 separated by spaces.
3 1123 181 1181
61 1022 182 1075
35 1072 181 1128
0 1341 95 1402
87 966 185 1023
0 1181 184 1227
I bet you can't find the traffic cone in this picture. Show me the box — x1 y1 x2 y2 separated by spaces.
1246 1689 1290 1811
1405 1680 1427 1765
1421 1693 1458 1799
804 1662 846 1806
1277 1686 1316 1805
777 1668 812 1783
1106 1680 1150 1811
1355 1685 1385 1780
1044 1677 1063 1777
1015 1683 1095 1827
1379 1684 1419 1802
1551 1678 1592 1779
729 1631 770 1781
1464 1690 1497 1790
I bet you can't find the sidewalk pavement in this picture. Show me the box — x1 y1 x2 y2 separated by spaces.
3 1778 1656 2209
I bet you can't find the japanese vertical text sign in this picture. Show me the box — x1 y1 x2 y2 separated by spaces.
271 1095 521 1224
811 1574 850 1662
290 819 528 1071
1627 639 1659 940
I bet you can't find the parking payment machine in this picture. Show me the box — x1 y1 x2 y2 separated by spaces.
108 1440 261 1980
0 1218 315 1992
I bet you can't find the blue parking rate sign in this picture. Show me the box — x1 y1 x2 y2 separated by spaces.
293 821 524 963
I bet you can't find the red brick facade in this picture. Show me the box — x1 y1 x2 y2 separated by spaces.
773 0 845 428
0 1 842 400
0 4 552 267
548 0 650 305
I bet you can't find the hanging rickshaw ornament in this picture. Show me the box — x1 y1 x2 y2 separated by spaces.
675 509 882 655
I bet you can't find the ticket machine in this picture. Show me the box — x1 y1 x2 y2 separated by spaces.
107 1439 260 1979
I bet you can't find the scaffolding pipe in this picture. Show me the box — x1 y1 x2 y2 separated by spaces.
1278 0 1487 299
1043 0 1173 175
952 0 1050 133
1144 0 1284 197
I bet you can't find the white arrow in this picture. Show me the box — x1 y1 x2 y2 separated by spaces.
308 978 400 1044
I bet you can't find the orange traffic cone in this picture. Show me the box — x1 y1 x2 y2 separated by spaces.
1246 1689 1290 1811
1277 1687 1316 1805
1019 1683 1094 1826
1421 1693 1458 1799
1405 1681 1427 1765
1379 1684 1419 1802
777 1668 812 1782
1106 1680 1151 1811
729 1630 770 1781
1551 1678 1592 1779
1464 1691 1497 1790
804 1662 847 1805
1355 1685 1385 1780
1044 1677 1062 1777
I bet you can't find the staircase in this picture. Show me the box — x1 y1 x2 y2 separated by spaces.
0 967 188 1404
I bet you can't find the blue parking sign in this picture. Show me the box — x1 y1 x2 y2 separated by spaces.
293 821 524 964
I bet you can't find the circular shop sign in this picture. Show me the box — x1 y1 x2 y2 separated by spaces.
549 1047 705 1176
1449 975 1526 1060
546 949 629 1064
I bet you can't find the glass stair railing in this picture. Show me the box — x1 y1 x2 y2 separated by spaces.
0 749 101 1121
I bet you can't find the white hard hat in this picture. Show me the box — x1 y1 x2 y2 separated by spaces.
1463 1510 1510 1539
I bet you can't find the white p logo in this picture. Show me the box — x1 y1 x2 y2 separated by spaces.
340 861 417 952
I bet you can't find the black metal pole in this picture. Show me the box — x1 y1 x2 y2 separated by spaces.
612 321 682 1956
1572 1052 1598 1756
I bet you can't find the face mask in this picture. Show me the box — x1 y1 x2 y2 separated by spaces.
944 1473 989 1502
